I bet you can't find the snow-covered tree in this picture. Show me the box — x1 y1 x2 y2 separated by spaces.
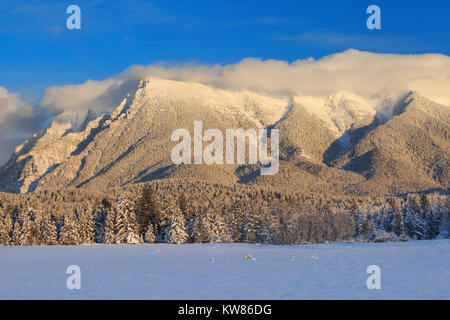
357 212 375 238
0 207 11 245
104 209 117 244
11 212 23 246
436 197 449 239
388 199 404 236
243 209 259 243
403 197 426 240
206 209 231 243
256 206 272 244
93 205 107 244
163 205 187 244
115 196 141 244
427 204 441 239
193 209 210 243
60 215 81 245
144 222 155 243
185 213 197 243
79 206 94 244
229 200 245 242
136 184 162 238
18 209 39 246
40 216 58 245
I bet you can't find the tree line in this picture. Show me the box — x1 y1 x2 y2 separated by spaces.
0 183 448 246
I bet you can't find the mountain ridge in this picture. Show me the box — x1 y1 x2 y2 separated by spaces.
0 78 448 196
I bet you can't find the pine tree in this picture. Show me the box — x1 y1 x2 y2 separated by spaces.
18 210 35 246
104 209 117 244
404 196 426 240
79 207 94 244
412 196 426 240
177 193 188 216
267 213 282 245
256 206 272 244
434 197 449 239
193 209 210 243
185 211 197 243
136 184 162 238
388 198 403 236
144 223 155 243
163 204 187 244
206 209 231 243
11 212 23 246
243 209 259 243
358 213 375 238
41 217 58 245
229 200 245 242
2 210 13 245
0 207 10 245
94 200 110 243
349 200 361 236
126 209 141 244
60 215 81 245
420 194 431 213
403 203 417 239
427 204 441 239
115 203 127 244
115 196 141 244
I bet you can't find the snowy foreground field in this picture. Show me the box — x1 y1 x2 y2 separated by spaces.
0 240 449 300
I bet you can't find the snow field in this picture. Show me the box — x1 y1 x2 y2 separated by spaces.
0 240 448 299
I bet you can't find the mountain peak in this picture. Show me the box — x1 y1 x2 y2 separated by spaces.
0 80 448 196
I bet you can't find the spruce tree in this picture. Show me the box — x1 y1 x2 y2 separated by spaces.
11 214 22 246
60 215 81 245
185 211 197 243
1 210 13 245
243 209 259 243
177 193 188 216
420 194 431 214
349 200 361 235
404 196 426 240
358 213 375 238
388 198 404 236
256 206 272 244
229 200 245 242
136 184 162 238
104 208 117 244
144 223 156 243
115 203 128 244
441 198 450 238
115 196 141 244
193 209 210 243
0 207 10 245
41 217 58 245
94 207 107 244
427 204 441 239
79 207 95 244
164 204 187 244
197 208 231 244
18 211 35 246
126 209 141 244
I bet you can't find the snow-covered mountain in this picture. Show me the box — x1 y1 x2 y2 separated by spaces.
0 78 448 195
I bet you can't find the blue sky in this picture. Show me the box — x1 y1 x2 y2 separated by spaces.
0 0 449 102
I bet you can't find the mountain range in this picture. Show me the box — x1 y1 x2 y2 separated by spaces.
0 78 448 196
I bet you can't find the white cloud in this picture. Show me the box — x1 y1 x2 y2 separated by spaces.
0 87 42 165
41 49 450 115
41 78 127 114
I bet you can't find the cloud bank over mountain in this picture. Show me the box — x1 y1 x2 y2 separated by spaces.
0 87 43 165
41 49 450 115
1 49 450 165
